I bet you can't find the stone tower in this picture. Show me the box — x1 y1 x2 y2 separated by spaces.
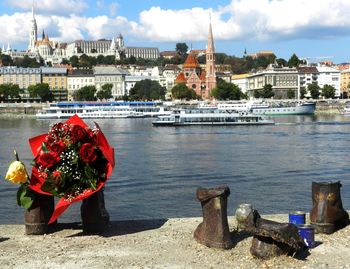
205 20 216 99
28 5 37 52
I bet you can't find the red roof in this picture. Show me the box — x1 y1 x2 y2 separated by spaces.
175 72 187 83
183 53 200 69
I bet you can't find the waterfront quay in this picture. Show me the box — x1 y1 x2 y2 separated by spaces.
1 214 349 269
0 99 348 117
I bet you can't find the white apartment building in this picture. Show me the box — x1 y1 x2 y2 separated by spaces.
247 65 299 98
93 66 129 98
67 69 95 101
125 75 159 96
316 66 341 97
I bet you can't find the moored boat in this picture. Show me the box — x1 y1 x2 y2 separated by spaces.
251 102 316 116
216 101 316 116
152 108 274 126
36 101 170 119
341 104 350 116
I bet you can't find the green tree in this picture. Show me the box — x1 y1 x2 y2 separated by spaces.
74 85 97 101
321 84 336 99
211 79 243 100
171 83 197 100
70 56 79 68
299 87 307 99
287 53 301 68
0 83 21 101
287 89 296 99
175 43 188 56
96 83 113 100
262 84 274 98
130 79 166 100
276 58 287 67
0 54 14 66
28 83 53 102
308 83 320 99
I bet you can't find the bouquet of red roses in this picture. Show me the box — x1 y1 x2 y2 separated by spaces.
28 115 115 223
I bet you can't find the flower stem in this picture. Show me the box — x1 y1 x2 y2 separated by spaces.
14 149 19 161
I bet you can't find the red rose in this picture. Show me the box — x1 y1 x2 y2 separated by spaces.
49 141 66 154
37 152 60 169
79 143 97 164
52 170 62 186
71 124 87 143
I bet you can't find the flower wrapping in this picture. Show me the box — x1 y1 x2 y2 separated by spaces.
28 115 115 224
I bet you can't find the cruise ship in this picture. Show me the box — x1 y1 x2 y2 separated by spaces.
152 108 274 126
36 101 170 119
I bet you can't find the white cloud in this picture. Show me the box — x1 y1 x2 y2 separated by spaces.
6 0 88 15
2 0 350 50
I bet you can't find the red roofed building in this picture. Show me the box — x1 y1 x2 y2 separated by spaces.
174 21 216 99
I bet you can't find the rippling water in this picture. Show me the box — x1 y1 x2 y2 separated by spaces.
1 115 350 224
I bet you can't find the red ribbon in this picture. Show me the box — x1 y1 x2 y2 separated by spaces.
28 115 115 224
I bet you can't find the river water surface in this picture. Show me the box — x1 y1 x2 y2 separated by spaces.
1 115 350 224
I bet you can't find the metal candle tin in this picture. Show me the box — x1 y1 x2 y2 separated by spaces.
297 224 315 248
289 211 306 225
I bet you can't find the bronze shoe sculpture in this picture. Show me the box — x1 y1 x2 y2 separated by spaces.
243 210 306 259
193 185 233 249
81 188 110 233
310 181 349 234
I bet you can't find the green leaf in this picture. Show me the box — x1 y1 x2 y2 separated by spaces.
41 142 49 153
17 184 35 209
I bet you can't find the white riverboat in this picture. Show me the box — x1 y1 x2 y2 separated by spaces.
341 104 350 116
36 101 170 119
152 108 274 126
251 102 316 116
217 101 316 116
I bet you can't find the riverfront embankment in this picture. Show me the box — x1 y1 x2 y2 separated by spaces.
1 214 349 269
0 100 348 118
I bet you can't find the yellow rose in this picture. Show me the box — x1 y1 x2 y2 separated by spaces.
5 161 29 184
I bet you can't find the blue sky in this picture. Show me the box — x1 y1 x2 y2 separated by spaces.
1 0 350 64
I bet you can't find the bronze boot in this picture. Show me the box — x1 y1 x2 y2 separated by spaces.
81 188 110 233
193 185 233 249
24 193 55 235
310 181 349 234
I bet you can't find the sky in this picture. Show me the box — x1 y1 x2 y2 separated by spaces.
1 0 350 64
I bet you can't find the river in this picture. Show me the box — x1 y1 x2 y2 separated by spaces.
0 115 350 224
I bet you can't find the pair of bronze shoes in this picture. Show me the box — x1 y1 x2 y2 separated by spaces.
193 185 306 259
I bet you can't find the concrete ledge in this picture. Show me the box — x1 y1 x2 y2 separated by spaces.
0 215 349 269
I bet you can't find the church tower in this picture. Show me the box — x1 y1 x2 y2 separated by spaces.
28 6 37 52
205 20 216 99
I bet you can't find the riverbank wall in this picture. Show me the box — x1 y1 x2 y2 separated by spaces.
0 214 349 269
0 100 348 118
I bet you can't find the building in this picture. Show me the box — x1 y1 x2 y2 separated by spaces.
174 21 217 100
0 66 41 90
125 75 158 96
297 66 318 90
248 50 275 59
175 52 206 98
41 67 68 101
3 7 160 64
160 51 177 59
316 66 341 97
232 74 250 94
247 65 299 99
93 66 129 99
67 69 95 101
340 69 350 97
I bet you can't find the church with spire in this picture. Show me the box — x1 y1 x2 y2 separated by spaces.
175 21 217 100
